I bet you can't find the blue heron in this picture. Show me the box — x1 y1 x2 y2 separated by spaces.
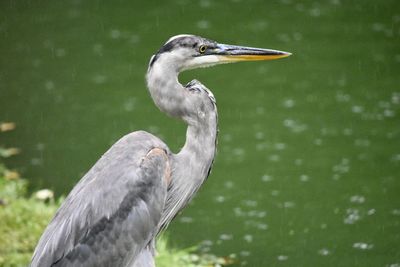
30 34 290 267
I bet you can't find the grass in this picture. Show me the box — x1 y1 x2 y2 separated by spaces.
0 170 59 266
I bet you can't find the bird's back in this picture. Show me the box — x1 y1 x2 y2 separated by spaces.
30 131 171 267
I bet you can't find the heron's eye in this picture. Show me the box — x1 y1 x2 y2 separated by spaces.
199 45 207 54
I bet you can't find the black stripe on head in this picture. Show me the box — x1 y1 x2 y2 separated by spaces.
149 36 199 67
149 38 181 67
157 40 176 54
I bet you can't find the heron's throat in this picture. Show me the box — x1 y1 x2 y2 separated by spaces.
146 62 189 119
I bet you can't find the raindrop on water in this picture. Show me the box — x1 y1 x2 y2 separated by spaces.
261 174 273 182
294 158 303 165
55 48 66 57
45 80 55 91
318 248 330 256
299 174 310 182
240 251 251 257
350 195 366 204
243 234 253 243
391 209 400 216
257 223 268 230
309 7 321 17
179 216 193 223
242 200 257 207
224 181 234 189
268 154 280 162
274 143 286 150
110 29 121 39
93 43 103 56
352 242 374 250
271 190 280 197
367 209 376 215
196 20 210 29
277 255 288 261
92 74 107 84
219 234 233 241
343 208 360 224
215 195 225 203
283 201 295 208
199 0 211 8
351 105 364 113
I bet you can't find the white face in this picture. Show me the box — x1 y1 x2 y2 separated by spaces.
148 35 224 72
182 54 224 71
150 47 224 72
156 46 232 72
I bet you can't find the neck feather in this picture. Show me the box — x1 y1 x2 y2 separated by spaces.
146 58 187 119
147 60 218 229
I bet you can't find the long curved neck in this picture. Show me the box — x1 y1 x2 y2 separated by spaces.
146 61 188 119
146 61 218 227
146 61 218 168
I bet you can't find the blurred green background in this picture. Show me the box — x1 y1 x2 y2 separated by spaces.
1 0 399 266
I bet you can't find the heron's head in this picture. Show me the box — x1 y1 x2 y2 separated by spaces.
148 34 291 72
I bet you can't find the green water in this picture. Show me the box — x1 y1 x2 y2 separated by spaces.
1 0 399 266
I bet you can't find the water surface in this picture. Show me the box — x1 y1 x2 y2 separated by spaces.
1 0 399 266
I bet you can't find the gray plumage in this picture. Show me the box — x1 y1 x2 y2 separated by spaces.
30 34 290 267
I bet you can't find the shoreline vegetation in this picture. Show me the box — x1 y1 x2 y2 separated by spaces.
0 122 233 267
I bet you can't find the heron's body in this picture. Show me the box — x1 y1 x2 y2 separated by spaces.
31 35 289 267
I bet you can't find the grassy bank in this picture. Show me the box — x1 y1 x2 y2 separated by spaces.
0 123 232 267
0 172 59 266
